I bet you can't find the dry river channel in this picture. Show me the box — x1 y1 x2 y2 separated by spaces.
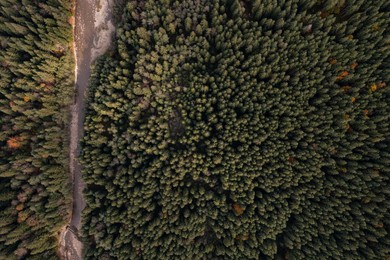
59 0 115 259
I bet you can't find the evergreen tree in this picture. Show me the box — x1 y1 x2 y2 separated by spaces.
0 0 74 258
81 0 389 259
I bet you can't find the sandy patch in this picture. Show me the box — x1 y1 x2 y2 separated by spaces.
58 227 83 260
91 0 115 61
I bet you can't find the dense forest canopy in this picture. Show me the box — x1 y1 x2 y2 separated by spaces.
0 0 74 258
80 0 390 259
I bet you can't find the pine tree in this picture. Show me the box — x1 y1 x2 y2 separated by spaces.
81 0 389 259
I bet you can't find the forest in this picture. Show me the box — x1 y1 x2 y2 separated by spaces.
81 0 389 259
0 0 74 258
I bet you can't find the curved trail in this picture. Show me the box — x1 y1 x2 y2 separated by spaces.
59 0 115 259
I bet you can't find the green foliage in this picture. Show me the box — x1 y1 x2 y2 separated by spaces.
0 0 74 258
82 0 389 259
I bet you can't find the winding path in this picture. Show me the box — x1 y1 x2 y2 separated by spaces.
59 0 115 259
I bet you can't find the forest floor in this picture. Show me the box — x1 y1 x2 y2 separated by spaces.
58 0 115 259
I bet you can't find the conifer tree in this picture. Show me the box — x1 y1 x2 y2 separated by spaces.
81 0 389 259
0 0 74 258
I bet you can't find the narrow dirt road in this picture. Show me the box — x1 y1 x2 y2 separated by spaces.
59 0 115 259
